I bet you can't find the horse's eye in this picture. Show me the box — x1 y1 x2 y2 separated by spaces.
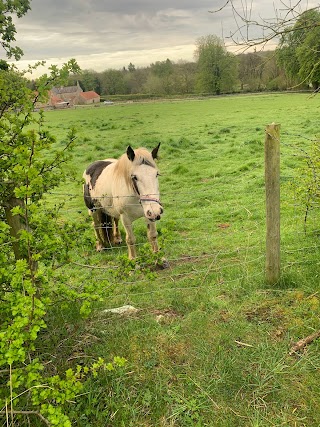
131 175 137 181
156 172 161 177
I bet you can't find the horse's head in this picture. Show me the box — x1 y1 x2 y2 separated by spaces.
127 143 163 222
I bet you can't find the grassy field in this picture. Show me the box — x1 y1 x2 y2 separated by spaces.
38 93 320 426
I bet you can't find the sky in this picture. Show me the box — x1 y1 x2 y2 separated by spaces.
6 0 318 77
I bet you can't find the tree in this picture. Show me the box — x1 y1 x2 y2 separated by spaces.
262 51 288 91
238 52 264 91
150 58 174 78
124 67 149 94
128 62 136 72
0 2 127 424
171 61 197 94
0 59 9 70
0 0 31 60
100 69 127 95
142 73 164 95
210 1 320 51
211 2 320 90
150 59 175 94
195 35 238 95
276 9 320 88
0 61 91 426
297 24 320 88
69 69 101 93
237 51 286 91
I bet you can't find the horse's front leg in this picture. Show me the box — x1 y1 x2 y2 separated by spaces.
147 221 159 253
121 215 136 259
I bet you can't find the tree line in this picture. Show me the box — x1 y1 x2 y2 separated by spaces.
63 47 289 97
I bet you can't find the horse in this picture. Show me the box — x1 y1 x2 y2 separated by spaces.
83 143 163 259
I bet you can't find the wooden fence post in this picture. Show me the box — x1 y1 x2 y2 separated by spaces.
265 123 281 285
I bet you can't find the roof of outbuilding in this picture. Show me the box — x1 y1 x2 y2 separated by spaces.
50 95 63 104
79 91 100 99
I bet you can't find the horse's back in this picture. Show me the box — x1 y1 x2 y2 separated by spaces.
83 159 116 184
83 158 117 210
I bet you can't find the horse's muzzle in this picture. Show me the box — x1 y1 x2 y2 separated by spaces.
143 199 163 222
146 208 163 221
150 215 161 221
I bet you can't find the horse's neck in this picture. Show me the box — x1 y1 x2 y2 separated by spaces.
114 162 135 197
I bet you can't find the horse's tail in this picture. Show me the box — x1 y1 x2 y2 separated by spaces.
83 182 94 211
84 182 114 247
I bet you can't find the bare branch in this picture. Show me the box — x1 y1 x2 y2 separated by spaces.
289 330 320 355
210 0 320 49
208 0 231 14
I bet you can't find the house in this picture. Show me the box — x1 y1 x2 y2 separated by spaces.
50 81 83 106
34 82 100 109
77 90 100 105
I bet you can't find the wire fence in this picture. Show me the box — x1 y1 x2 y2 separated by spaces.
44 178 266 310
2 128 318 307
78 130 320 303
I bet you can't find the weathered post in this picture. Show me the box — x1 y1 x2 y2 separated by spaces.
265 123 281 285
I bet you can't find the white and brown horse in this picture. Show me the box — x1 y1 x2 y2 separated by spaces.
83 144 163 259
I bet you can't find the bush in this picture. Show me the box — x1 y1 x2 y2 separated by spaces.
0 62 125 426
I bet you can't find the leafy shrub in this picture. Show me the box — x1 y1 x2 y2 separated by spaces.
0 63 126 426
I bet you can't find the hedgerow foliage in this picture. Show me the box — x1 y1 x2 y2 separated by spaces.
0 62 126 426
293 136 320 230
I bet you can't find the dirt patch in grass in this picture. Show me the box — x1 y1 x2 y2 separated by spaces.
150 308 183 324
245 299 286 325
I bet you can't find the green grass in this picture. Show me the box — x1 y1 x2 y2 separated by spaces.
36 94 320 426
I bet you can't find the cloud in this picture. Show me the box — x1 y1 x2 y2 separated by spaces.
12 0 229 61
8 0 315 76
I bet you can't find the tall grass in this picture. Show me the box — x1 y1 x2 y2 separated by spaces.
38 93 320 426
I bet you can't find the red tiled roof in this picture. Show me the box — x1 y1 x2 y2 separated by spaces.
50 95 63 104
79 91 100 100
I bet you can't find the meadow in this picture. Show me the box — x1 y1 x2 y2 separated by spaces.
39 93 320 426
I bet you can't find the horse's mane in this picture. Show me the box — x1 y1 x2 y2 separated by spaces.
114 147 157 190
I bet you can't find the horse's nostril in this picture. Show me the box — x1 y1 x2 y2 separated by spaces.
147 210 152 217
156 215 161 220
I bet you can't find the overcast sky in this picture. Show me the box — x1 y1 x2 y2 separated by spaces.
7 0 318 76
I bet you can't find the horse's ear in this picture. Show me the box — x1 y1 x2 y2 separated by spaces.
127 145 135 161
152 142 161 159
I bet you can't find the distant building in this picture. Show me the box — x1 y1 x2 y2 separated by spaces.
50 81 83 106
77 90 101 105
35 82 101 109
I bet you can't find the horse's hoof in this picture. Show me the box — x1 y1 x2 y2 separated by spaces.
96 242 104 252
